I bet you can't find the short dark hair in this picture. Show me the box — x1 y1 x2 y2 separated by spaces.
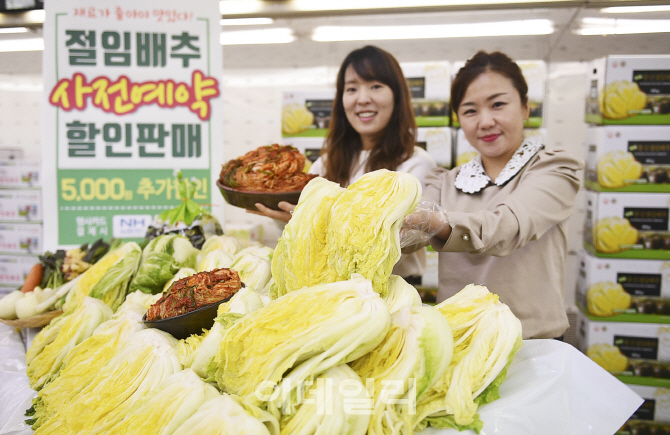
450 51 528 114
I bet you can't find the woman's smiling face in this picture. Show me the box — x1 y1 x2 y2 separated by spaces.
342 64 395 150
457 70 530 172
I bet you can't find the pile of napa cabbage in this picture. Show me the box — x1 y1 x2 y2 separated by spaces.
22 170 523 435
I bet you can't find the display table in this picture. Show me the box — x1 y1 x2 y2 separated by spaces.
0 324 642 435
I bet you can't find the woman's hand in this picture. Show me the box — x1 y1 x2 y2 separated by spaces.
246 201 296 223
400 200 451 248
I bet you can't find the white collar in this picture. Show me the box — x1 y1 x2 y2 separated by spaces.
454 137 544 194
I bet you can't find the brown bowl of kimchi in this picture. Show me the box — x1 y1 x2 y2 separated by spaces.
143 268 243 339
217 181 303 212
217 144 316 211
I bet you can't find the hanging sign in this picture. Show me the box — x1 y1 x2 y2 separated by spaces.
42 0 223 248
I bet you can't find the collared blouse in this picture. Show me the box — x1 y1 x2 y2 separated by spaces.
423 138 583 339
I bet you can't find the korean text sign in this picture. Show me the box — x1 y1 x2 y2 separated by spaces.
42 0 223 248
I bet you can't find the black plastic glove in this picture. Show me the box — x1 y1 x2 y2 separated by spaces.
400 200 450 248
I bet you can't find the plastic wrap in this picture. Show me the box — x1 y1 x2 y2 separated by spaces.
0 324 35 435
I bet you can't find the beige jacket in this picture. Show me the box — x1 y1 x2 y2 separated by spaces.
423 143 583 339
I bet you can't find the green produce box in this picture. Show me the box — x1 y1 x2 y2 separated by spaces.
0 223 42 255
584 190 670 260
417 127 452 168
577 250 670 321
401 61 451 127
281 90 335 138
625 383 670 423
451 59 545 128
585 125 670 192
585 55 670 125
577 308 670 385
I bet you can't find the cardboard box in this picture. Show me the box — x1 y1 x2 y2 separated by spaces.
281 90 335 138
577 309 670 382
0 189 42 222
585 125 670 192
585 55 670 125
0 254 39 287
417 127 452 168
453 128 548 167
0 160 40 187
626 383 670 423
0 223 43 254
584 190 670 260
451 59 546 128
400 61 451 127
576 250 670 321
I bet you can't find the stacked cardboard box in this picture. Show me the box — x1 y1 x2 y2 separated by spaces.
576 55 670 433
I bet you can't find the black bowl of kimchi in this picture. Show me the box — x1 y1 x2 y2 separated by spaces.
142 269 243 339
142 298 232 340
217 181 303 211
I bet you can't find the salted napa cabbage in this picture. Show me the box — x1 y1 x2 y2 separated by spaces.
25 311 71 365
278 365 370 435
383 275 422 314
180 287 264 380
129 252 181 294
38 328 181 435
414 284 523 433
201 235 242 255
272 177 345 299
105 369 220 435
29 309 146 429
197 250 234 272
232 254 272 292
141 234 199 268
272 170 420 298
26 297 113 390
87 242 142 311
172 394 280 435
214 274 390 409
63 242 141 312
234 245 274 263
327 170 421 296
351 306 453 435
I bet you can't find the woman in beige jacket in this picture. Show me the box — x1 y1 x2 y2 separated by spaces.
402 51 583 339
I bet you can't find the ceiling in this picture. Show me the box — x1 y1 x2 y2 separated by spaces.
0 1 669 74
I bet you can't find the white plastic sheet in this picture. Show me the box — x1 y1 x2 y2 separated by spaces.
0 330 642 435
425 339 643 435
0 324 35 435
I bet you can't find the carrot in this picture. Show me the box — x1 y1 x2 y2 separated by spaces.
21 263 43 293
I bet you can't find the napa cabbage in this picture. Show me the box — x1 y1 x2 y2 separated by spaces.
104 369 220 435
197 250 234 272
26 297 113 390
383 275 422 314
351 305 453 435
172 394 280 435
214 274 390 411
272 170 421 298
231 254 272 292
413 284 523 434
36 328 181 435
278 365 370 435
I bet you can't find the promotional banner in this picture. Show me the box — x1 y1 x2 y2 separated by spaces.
42 0 223 249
